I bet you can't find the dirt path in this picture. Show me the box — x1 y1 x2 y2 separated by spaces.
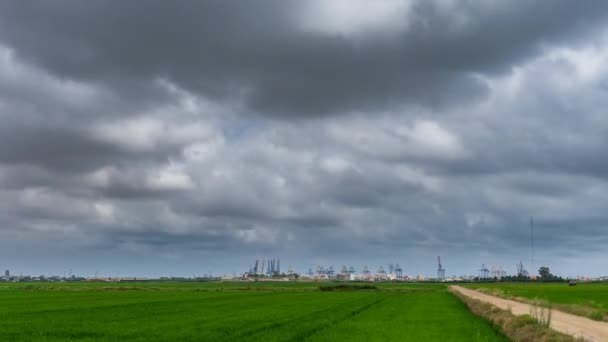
451 285 608 342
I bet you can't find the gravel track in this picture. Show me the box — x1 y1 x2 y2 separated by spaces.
451 285 608 342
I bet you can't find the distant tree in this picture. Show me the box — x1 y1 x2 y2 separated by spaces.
538 266 553 280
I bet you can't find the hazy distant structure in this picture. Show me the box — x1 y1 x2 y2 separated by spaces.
327 266 335 276
378 266 386 275
394 264 403 278
247 258 281 276
437 256 445 279
307 268 314 277
490 266 506 279
517 261 529 277
265 258 280 276
388 264 395 274
497 266 506 279
341 265 348 274
4 270 9 278
363 266 370 276
287 266 294 275
266 259 272 276
348 266 355 275
479 264 490 279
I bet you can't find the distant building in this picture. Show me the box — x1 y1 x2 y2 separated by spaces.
4 270 9 278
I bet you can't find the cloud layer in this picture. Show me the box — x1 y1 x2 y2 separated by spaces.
1 1 608 277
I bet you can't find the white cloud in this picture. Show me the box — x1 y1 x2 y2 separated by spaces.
298 0 412 37
91 116 217 153
87 163 194 193
327 118 467 161
396 120 467 159
94 202 115 223
319 156 355 174
151 164 194 191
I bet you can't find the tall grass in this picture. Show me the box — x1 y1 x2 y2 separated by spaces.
529 298 552 327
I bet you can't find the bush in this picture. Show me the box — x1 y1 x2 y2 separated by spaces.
319 284 377 291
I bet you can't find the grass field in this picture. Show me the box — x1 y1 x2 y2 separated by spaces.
0 282 508 341
465 282 608 321
0 281 446 291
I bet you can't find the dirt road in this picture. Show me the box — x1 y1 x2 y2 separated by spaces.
451 285 608 342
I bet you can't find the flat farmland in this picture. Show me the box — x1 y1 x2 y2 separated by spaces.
465 282 608 321
0 282 507 341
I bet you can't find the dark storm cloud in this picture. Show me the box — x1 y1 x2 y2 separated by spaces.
0 119 119 172
106 230 241 251
1 1 607 116
0 113 200 175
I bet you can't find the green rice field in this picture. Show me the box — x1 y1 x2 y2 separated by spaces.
465 282 608 321
0 282 508 341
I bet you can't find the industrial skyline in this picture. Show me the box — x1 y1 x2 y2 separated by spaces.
0 216 578 278
2 254 599 281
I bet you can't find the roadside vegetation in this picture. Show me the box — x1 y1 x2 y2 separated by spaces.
451 288 582 342
465 282 608 322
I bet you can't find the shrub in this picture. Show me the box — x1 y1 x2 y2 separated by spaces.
319 284 377 291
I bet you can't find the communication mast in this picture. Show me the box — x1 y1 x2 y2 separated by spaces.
531 217 535 270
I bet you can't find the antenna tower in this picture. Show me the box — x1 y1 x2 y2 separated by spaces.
530 217 535 269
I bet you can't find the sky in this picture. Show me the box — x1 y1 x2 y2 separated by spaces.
1 1 608 278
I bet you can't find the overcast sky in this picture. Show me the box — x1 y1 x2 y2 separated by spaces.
1 1 608 278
